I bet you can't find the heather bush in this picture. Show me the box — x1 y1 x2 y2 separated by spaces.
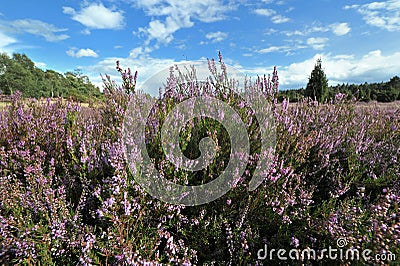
0 55 399 265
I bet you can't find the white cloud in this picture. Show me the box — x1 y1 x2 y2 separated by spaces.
85 55 176 94
205 31 228 43
264 28 278 35
256 42 307 55
81 28 91 35
34 61 47 70
84 49 400 94
254 8 276 16
345 0 400 31
253 8 290 23
271 14 290 23
129 46 153 58
140 17 184 44
0 32 17 49
330 22 351 36
302 50 400 87
85 50 247 95
175 43 187 50
134 0 232 23
63 3 125 30
284 23 350 37
239 50 400 90
285 6 295 12
258 45 290 54
306 37 329 50
283 30 306 36
67 48 99 58
133 0 235 45
1 19 69 42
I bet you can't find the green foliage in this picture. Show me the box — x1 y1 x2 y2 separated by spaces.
304 59 329 102
330 77 400 103
279 75 400 103
277 88 304 102
0 52 102 102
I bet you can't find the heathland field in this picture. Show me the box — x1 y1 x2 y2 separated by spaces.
0 61 399 265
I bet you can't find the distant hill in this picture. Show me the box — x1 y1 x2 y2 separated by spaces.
0 53 103 102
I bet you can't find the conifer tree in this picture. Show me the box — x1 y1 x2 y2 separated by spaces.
305 58 329 102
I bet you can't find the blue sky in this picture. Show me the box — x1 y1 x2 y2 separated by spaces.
1 0 400 93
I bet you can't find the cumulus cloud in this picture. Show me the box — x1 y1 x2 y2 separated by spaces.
205 31 228 43
134 0 232 23
345 0 400 31
129 46 153 59
63 3 125 30
67 48 99 58
85 55 177 94
140 17 184 44
271 14 290 23
253 8 290 23
330 22 351 36
0 19 69 42
289 50 400 87
133 0 235 45
254 8 276 16
306 37 329 50
239 50 400 90
84 49 400 94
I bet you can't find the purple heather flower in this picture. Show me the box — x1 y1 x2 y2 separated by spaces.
291 237 300 248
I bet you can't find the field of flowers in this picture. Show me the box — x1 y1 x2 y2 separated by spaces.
0 57 399 265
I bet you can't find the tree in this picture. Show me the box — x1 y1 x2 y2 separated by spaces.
12 53 35 72
0 52 102 101
305 59 329 102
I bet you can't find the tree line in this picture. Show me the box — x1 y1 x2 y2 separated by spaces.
0 53 102 102
278 59 400 103
1 53 399 103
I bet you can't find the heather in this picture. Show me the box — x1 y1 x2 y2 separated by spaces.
0 56 399 265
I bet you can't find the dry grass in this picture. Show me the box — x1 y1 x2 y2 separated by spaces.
0 99 91 111
355 100 400 109
2 98 399 112
0 101 10 110
280 100 400 109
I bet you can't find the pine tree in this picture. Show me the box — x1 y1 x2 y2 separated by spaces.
305 58 329 102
